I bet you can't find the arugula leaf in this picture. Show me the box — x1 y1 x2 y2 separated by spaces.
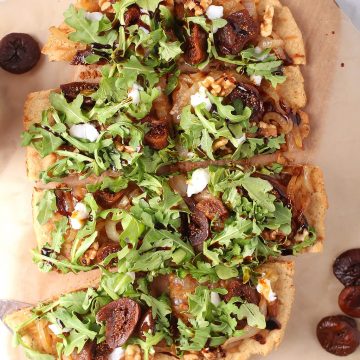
240 176 276 212
237 303 266 329
50 93 88 125
36 190 57 225
159 40 183 62
137 0 162 11
64 5 116 45
51 217 69 253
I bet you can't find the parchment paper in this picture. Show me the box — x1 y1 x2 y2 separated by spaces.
0 0 359 359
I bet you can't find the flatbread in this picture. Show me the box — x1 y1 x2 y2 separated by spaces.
23 90 58 181
5 260 294 360
42 0 306 65
224 260 295 360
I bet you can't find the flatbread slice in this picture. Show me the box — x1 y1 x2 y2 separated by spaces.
5 260 294 360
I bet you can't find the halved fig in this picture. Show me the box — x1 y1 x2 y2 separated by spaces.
226 83 264 122
317 315 360 356
149 274 170 297
196 198 229 231
195 198 229 221
333 249 360 286
184 23 208 65
96 242 120 264
74 341 93 360
188 210 210 251
96 298 141 348
144 123 169 150
93 342 112 360
60 82 99 101
339 286 360 318
0 33 40 74
214 10 259 56
93 189 124 209
55 190 75 216
138 309 156 340
221 278 260 304
124 5 141 26
75 341 112 360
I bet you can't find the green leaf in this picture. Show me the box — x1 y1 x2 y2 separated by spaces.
240 176 276 212
64 5 116 45
51 217 69 253
49 308 97 339
165 69 180 95
58 291 87 314
50 93 88 125
200 129 214 160
36 190 57 225
137 0 162 11
237 303 266 329
215 264 239 280
159 40 183 62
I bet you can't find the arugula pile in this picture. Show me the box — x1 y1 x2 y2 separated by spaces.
14 1 319 359
178 90 285 161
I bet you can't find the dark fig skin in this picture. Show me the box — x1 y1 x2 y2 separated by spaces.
96 298 141 348
0 33 40 74
333 249 360 286
317 315 360 356
338 286 360 318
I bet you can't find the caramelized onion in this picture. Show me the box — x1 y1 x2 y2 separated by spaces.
168 175 188 197
242 0 257 18
105 220 122 242
263 112 293 135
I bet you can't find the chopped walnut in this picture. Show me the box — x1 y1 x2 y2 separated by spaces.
125 345 142 360
201 74 236 97
262 229 286 242
261 5 274 37
212 137 229 151
259 121 278 137
184 0 212 16
115 142 135 154
81 242 99 266
98 0 115 13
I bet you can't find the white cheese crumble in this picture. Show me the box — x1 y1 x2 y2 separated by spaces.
70 202 89 230
256 276 277 302
250 74 263 86
210 292 221 306
206 5 224 20
48 324 72 336
190 86 212 111
128 83 144 105
187 168 210 197
69 123 100 142
85 12 103 22
109 347 125 360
